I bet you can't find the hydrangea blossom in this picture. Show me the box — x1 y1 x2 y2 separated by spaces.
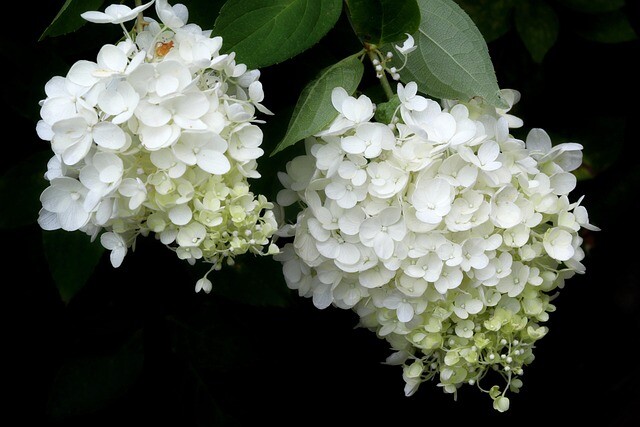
37 0 278 290
275 81 597 409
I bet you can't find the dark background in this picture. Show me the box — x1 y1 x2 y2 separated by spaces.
2 0 639 425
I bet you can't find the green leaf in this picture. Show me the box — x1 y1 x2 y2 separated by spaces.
0 151 50 230
213 0 343 69
394 0 508 108
454 0 516 42
345 0 420 45
573 10 638 44
40 0 105 41
515 1 559 63
43 230 105 303
556 0 625 14
271 54 364 155
374 94 400 124
48 331 144 420
181 0 228 28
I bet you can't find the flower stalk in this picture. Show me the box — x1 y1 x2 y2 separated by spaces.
134 0 145 33
366 46 394 101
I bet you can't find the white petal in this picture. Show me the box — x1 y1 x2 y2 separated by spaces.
155 74 180 97
336 191 357 209
249 81 264 102
173 3 189 23
40 184 71 213
373 235 394 260
405 82 418 98
343 96 373 122
197 150 231 174
100 231 121 250
173 116 206 131
36 120 54 141
173 93 210 119
457 165 478 187
555 149 583 172
359 218 381 242
135 102 171 127
341 136 365 154
276 189 298 207
140 124 180 150
397 303 414 323
331 87 349 112
195 277 213 294
168 204 193 226
79 165 104 190
97 44 127 73
379 207 402 226
67 61 99 87
127 63 154 95
99 164 123 184
38 209 61 230
337 243 360 265
316 239 340 259
478 140 499 164
543 228 575 261
98 90 126 116
312 284 333 309
431 114 456 142
156 0 187 28
41 97 77 125
108 247 125 268
550 172 577 195
58 202 90 231
526 128 552 153
338 209 364 235
62 135 93 165
80 11 114 24
150 149 175 169
415 210 442 225
172 141 197 165
92 122 126 150
44 76 69 98
465 299 483 314
324 182 346 200
493 202 521 229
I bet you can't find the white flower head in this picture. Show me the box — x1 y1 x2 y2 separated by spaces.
275 82 596 411
38 0 277 289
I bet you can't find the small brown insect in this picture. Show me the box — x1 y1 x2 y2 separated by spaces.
155 41 174 57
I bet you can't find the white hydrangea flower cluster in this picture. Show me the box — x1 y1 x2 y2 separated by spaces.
275 82 598 409
37 0 278 292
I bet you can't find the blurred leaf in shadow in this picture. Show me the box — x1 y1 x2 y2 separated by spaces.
515 0 559 63
455 0 516 42
43 230 105 303
47 330 144 420
572 10 638 43
556 0 625 14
